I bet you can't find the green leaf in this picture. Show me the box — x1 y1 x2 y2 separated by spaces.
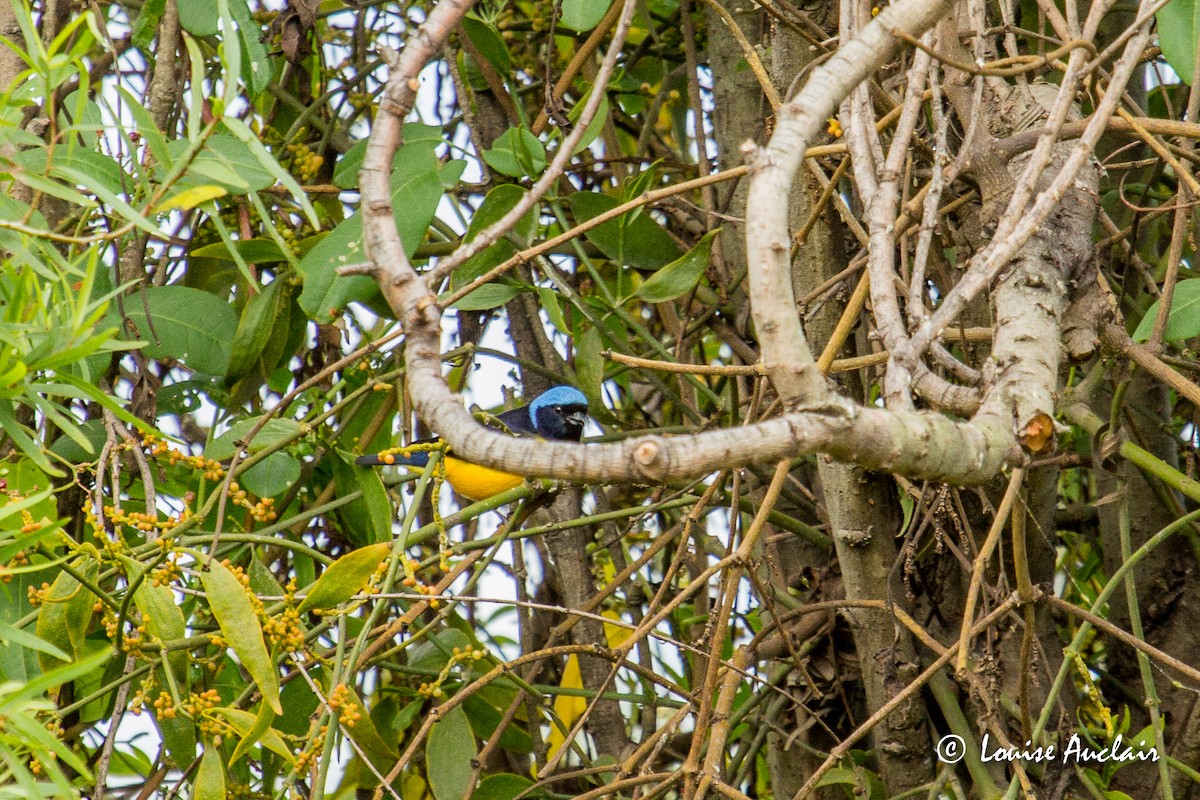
560 0 613 31
1133 279 1200 341
567 92 609 155
121 557 189 690
226 280 285 381
10 146 132 197
473 773 536 800
357 463 394 545
537 287 569 334
301 139 450 322
110 285 239 375
229 701 277 763
567 191 682 270
463 16 511 73
163 133 275 194
428 704 477 800
194 747 226 800
191 238 288 264
296 542 390 613
465 184 539 246
153 710 197 771
330 123 445 189
0 647 111 710
1158 0 1199 84
208 707 296 764
206 417 304 461
178 2 220 36
634 230 717 302
241 452 302 498
229 0 272 99
0 621 69 663
450 282 520 311
34 557 98 672
222 116 320 227
0 402 60 476
482 128 547 178
574 324 605 412
340 685 399 773
200 560 282 715
130 0 166 49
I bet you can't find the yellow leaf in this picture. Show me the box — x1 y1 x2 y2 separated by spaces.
543 611 630 767
545 655 587 766
157 185 227 212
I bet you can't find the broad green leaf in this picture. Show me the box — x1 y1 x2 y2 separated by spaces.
0 648 111 710
574 324 605 411
463 694 532 753
473 773 535 800
192 238 288 264
296 542 390 613
428 704 477 800
1133 279 1200 341
206 417 304 461
568 92 609 155
241 452 302 498
194 747 226 800
34 557 98 672
465 184 539 246
482 128 547 178
178 1 219 35
567 191 681 270
301 139 452 322
162 133 275 194
229 0 272 98
200 560 282 715
330 123 445 189
0 461 55 523
11 146 131 197
357 464 394 545
560 0 613 31
121 557 189 688
451 282 520 311
1158 0 1199 84
339 686 398 773
110 285 238 375
634 229 717 302
155 707 198 770
226 279 284 381
463 16 511 73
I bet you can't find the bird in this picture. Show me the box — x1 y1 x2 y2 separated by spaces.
355 385 590 501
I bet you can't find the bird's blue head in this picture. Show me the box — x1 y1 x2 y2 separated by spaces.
529 386 590 441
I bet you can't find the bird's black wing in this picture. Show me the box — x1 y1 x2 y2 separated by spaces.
492 404 537 435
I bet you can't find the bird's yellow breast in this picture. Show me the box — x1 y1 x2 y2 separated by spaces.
441 457 525 501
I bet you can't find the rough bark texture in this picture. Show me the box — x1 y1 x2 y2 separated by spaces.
823 462 933 792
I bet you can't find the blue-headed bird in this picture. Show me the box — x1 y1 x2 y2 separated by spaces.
355 385 589 501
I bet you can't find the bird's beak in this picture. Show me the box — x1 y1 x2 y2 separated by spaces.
566 410 588 429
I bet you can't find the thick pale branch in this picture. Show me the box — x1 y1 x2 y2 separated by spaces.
743 0 957 408
355 0 1029 488
897 0 1155 367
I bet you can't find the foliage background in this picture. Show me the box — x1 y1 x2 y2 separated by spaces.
0 0 1199 798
